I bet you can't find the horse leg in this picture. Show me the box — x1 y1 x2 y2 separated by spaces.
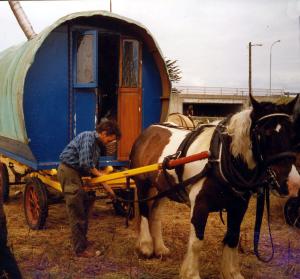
220 201 249 279
180 182 207 279
136 182 155 257
149 197 170 257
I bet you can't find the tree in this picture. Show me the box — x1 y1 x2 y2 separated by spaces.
165 58 182 93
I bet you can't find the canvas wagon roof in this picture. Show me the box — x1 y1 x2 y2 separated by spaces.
0 10 170 143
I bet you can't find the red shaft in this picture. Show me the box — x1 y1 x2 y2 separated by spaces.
167 151 210 168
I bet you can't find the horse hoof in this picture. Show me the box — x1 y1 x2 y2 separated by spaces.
154 245 170 257
220 272 244 279
180 272 201 279
180 266 201 279
136 241 154 258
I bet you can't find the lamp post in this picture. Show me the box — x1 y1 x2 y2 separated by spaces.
269 40 281 95
249 42 263 96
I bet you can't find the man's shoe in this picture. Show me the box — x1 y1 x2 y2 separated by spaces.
86 240 95 247
76 246 99 258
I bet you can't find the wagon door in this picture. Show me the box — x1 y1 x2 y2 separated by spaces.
72 30 98 137
118 38 142 160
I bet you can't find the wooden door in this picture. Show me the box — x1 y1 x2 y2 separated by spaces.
118 38 142 160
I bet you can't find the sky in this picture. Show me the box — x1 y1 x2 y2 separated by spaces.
0 0 300 92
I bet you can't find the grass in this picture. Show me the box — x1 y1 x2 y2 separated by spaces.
3 185 300 279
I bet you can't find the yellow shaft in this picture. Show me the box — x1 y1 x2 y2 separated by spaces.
90 163 162 184
29 163 162 193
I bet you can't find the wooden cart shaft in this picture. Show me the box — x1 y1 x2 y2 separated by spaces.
29 151 210 192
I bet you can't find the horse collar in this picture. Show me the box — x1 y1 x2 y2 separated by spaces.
209 119 263 196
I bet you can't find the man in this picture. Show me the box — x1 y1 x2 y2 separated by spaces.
57 120 121 257
0 189 23 278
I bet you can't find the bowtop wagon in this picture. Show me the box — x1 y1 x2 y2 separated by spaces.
1 10 299 231
0 11 171 229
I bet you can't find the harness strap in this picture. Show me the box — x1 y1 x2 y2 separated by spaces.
209 120 268 194
160 124 216 203
255 113 291 123
115 165 210 204
263 151 296 167
175 124 216 182
254 185 274 262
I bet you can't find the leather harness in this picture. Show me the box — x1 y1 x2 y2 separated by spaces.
161 113 296 263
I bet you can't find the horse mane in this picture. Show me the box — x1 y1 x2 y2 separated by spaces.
227 109 256 169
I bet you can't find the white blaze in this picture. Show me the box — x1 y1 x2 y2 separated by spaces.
287 165 300 197
275 124 282 132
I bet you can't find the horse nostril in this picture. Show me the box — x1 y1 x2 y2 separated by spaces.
280 180 289 195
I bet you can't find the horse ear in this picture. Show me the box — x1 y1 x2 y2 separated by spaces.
249 93 260 111
286 94 299 113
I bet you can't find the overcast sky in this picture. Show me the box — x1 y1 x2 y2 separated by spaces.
1 0 300 92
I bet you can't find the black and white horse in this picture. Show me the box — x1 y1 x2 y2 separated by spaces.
130 95 300 279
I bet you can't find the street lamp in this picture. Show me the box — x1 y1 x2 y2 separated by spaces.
249 42 263 96
269 40 281 95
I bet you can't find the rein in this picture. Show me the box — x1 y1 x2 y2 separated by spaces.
251 113 295 262
253 170 274 263
210 120 265 194
263 152 296 167
209 113 296 262
114 165 210 204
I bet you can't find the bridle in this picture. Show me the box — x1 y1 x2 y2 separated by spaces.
251 113 296 173
250 113 297 262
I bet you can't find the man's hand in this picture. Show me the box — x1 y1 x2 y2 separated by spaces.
90 168 116 200
82 177 93 188
101 182 116 200
90 167 104 177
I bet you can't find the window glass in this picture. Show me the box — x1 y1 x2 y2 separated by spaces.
76 34 95 84
122 40 139 87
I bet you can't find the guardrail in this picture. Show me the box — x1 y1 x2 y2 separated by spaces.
174 86 298 96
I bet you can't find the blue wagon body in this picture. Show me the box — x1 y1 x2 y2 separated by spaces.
0 11 171 170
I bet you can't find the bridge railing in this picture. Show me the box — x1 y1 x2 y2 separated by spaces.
174 86 290 96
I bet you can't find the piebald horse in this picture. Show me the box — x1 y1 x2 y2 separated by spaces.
130 95 300 279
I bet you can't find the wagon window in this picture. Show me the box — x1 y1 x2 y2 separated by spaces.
122 40 139 87
73 31 98 87
76 34 94 83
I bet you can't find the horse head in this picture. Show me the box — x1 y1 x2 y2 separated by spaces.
249 94 299 196
289 95 300 197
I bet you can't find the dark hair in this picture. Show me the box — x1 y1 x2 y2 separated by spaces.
96 120 121 140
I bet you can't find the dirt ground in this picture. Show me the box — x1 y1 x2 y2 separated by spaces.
3 185 300 279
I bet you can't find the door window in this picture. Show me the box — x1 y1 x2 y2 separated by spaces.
73 30 98 88
122 39 139 87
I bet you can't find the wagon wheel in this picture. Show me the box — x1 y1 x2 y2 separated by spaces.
23 178 48 230
113 188 135 219
284 197 300 229
0 162 9 203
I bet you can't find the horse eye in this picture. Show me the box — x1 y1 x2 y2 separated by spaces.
265 129 273 136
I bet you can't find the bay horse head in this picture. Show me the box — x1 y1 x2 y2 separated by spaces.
249 93 299 196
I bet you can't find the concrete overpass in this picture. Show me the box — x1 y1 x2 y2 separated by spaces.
169 86 297 118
